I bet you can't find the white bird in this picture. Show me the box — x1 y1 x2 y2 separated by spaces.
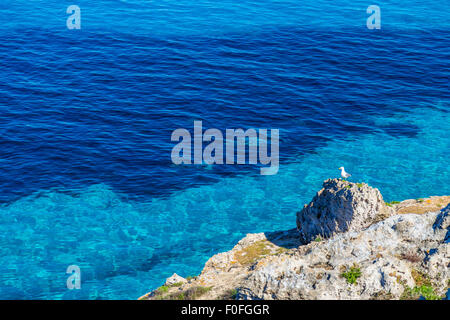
339 167 351 180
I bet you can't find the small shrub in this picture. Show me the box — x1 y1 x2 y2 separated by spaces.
170 282 184 287
386 200 400 207
341 265 362 285
315 235 322 242
157 285 168 294
400 269 443 300
401 285 441 300
173 293 185 300
415 285 441 300
219 288 238 300
152 285 169 299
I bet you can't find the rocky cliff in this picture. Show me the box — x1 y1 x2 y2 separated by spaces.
140 179 450 300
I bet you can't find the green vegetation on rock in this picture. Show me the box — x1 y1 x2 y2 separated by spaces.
235 240 271 266
385 200 401 207
341 265 362 285
400 269 444 300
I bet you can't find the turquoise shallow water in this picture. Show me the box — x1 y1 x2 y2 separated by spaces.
0 105 448 299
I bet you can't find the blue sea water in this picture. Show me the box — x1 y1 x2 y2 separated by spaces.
0 1 449 299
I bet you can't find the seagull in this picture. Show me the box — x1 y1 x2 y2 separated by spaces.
339 167 351 180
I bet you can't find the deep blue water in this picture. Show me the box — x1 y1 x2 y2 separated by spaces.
0 1 449 299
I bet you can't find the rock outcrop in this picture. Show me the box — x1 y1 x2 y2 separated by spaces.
140 180 449 301
164 273 187 286
239 208 449 300
296 179 390 243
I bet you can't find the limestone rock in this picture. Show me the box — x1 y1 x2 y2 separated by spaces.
140 181 449 301
164 273 187 286
395 196 450 215
240 209 448 300
433 204 450 238
296 179 389 243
